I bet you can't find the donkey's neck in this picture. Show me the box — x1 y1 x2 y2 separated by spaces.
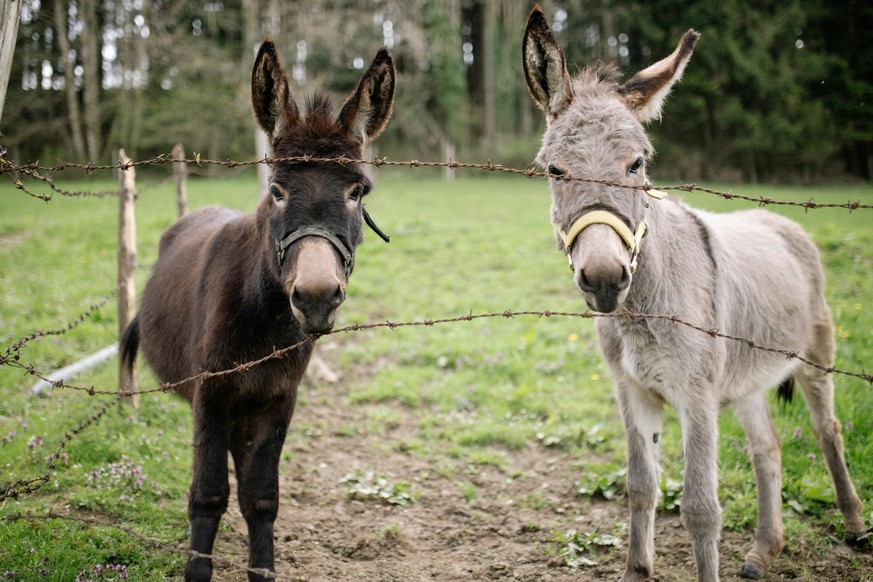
233 213 305 341
622 199 716 318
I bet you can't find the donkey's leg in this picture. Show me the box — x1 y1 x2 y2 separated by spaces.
186 395 231 582
618 383 664 582
678 394 722 582
732 391 784 579
229 395 296 582
797 318 866 543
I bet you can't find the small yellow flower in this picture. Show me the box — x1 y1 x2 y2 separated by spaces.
854 303 862 311
591 373 601 381
568 333 578 342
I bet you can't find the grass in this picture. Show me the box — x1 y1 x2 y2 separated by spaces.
1 169 872 578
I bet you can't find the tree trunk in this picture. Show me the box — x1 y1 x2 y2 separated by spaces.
0 0 23 127
481 0 495 145
243 0 273 197
80 0 102 161
866 143 873 184
53 0 86 161
464 1 495 147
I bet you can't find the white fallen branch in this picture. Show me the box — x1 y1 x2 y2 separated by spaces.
29 343 118 397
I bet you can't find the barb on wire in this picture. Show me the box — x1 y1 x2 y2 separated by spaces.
2 512 279 579
0 399 119 501
6 335 316 399
0 287 119 367
14 309 870 403
1 152 870 211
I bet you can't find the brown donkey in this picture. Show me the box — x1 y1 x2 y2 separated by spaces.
121 40 394 581
522 6 867 582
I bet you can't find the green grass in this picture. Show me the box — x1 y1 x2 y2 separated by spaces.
1 170 872 578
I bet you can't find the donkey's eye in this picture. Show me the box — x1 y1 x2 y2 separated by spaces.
348 183 366 202
270 184 285 202
628 157 645 175
547 165 567 180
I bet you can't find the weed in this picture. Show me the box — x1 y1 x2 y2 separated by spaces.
552 527 622 570
577 465 626 500
87 455 160 502
459 481 478 502
382 523 404 544
660 476 683 511
75 563 129 581
340 468 417 506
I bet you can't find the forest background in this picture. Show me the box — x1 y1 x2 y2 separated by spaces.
1 0 872 184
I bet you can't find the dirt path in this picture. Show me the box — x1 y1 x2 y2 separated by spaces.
210 378 873 582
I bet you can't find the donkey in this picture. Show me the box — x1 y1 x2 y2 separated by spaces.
523 7 867 581
120 40 394 581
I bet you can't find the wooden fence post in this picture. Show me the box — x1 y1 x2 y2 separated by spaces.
172 143 188 217
118 149 138 408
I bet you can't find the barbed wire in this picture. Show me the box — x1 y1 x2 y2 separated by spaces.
3 303 870 572
1 512 278 579
0 399 119 502
1 151 870 211
0 286 119 367
2 147 870 577
7 309 871 405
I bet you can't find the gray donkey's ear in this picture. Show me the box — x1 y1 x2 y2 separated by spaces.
619 29 700 123
523 5 572 122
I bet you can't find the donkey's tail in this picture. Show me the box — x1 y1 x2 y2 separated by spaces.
776 375 795 404
120 315 140 371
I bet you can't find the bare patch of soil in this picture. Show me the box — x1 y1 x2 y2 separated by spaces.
0 230 30 251
209 378 873 582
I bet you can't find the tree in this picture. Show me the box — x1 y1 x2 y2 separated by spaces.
0 0 23 126
52 0 86 160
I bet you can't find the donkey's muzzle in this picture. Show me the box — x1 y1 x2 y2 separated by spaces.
291 282 345 335
576 262 631 313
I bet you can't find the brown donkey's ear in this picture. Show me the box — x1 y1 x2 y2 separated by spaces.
619 29 700 123
523 5 572 122
251 39 300 139
337 47 396 146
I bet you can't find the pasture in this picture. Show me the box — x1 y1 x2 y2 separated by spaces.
1 172 872 580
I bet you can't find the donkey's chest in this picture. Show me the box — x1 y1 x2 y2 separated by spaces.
201 311 309 397
601 319 716 405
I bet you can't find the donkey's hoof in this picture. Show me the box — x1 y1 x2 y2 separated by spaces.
740 562 765 579
846 530 871 551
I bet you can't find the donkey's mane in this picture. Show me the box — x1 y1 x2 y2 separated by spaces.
303 92 338 123
573 61 622 92
272 92 360 160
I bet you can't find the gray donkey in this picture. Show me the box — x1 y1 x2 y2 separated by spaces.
522 6 867 581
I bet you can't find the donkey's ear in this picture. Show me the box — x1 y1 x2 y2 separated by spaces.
251 39 300 138
618 29 700 123
523 5 572 122
337 47 396 146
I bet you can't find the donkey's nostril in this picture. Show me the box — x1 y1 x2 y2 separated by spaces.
578 268 593 291
617 265 631 290
292 283 344 311
331 284 345 306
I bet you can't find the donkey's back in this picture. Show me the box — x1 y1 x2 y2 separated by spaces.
694 205 829 399
137 206 258 400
